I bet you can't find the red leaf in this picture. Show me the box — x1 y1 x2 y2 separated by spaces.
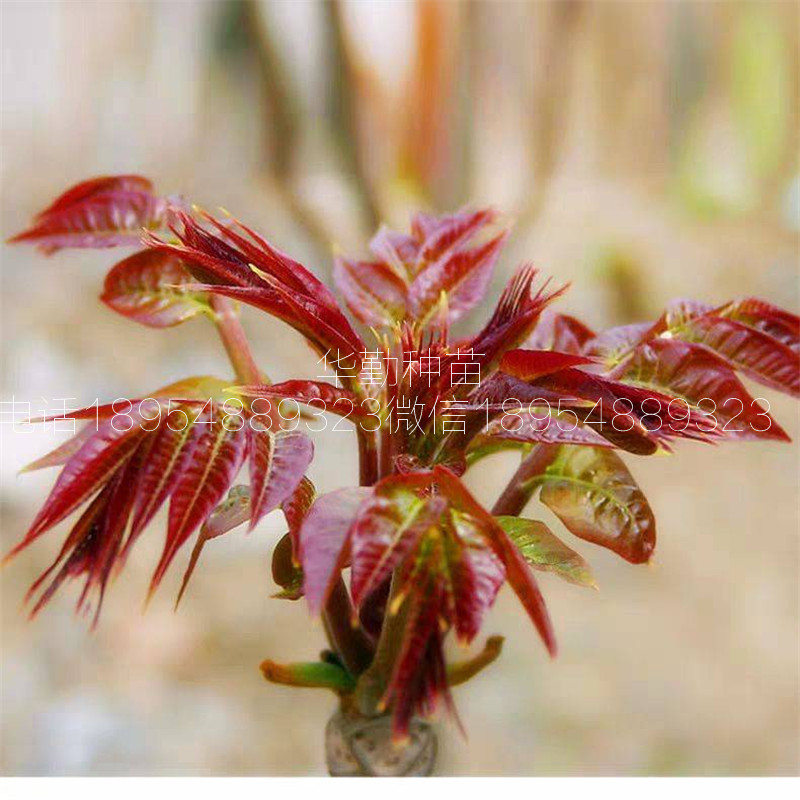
344 471 505 677
150 213 365 362
588 300 711 368
283 476 316 556
25 491 110 617
468 266 569 368
349 485 445 607
484 522 557 656
176 485 252 606
383 587 450 738
719 298 800 352
371 475 505 734
677 314 800 398
5 420 145 562
298 487 371 614
10 176 168 254
180 281 364 369
28 443 146 624
175 416 313 603
20 424 95 473
13 378 270 620
409 232 507 322
101 249 210 328
430 467 557 655
587 322 653 366
152 420 248 594
499 349 597 381
331 208 502 327
333 256 408 326
79 452 142 619
615 338 789 442
538 446 656 565
248 428 313 530
445 517 505 642
532 367 705 447
123 414 200 559
479 410 615 449
368 226 419 278
237 381 370 422
525 312 596 354
475 371 664 455
412 208 496 270
34 175 154 218
601 297 800 398
204 213 343 313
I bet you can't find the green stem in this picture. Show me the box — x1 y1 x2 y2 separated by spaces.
211 295 263 385
354 570 410 715
322 579 374 677
447 636 504 687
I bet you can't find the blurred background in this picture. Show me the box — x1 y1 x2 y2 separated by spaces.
1 0 798 776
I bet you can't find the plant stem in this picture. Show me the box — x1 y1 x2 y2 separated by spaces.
354 570 409 715
325 711 437 776
491 444 559 517
321 425 380 677
323 578 374 677
446 635 504 687
358 428 379 486
210 294 372 675
378 422 394 480
211 296 263 385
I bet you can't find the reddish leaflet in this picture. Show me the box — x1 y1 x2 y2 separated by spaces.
7 176 799 737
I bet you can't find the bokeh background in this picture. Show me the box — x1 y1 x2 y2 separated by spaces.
1 0 798 776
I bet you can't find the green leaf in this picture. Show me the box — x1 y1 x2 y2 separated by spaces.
496 516 596 588
536 446 655 564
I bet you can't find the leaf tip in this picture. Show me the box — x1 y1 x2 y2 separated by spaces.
259 659 278 682
1 542 24 568
142 578 160 612
173 583 188 612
